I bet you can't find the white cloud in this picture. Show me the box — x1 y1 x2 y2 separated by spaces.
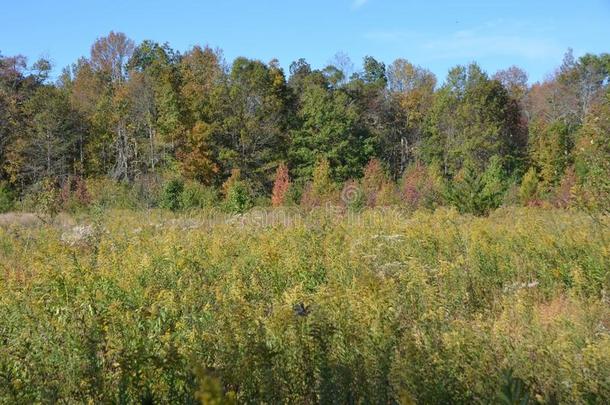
363 20 563 61
352 0 368 10
422 31 561 60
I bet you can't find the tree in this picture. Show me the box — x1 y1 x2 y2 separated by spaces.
12 86 78 184
82 32 136 180
0 53 42 183
573 96 610 213
289 83 370 182
445 156 508 215
177 122 220 184
300 158 336 207
421 63 527 177
493 66 528 102
127 41 182 172
222 168 253 213
219 57 291 191
90 31 135 84
386 59 437 175
528 119 572 188
271 162 291 207
519 167 539 205
361 56 387 87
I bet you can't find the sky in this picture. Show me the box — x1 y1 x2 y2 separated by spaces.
1 0 609 84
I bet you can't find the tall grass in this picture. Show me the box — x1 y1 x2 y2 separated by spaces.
0 207 608 403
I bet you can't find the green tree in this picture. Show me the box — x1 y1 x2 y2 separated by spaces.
446 156 508 215
219 58 291 192
422 64 527 177
573 96 610 213
289 83 370 182
519 167 539 205
4 85 79 186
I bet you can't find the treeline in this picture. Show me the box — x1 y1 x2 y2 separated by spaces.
0 32 609 214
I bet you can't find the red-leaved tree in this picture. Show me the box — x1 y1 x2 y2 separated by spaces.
271 162 291 207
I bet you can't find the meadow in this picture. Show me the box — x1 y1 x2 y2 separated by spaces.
0 207 608 403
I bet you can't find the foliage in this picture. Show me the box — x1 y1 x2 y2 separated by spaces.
85 177 144 210
289 83 370 182
300 158 337 207
0 181 15 213
341 179 365 211
421 63 527 177
401 161 444 210
0 208 608 403
573 98 610 214
59 176 91 212
222 169 253 213
497 369 532 405
271 162 291 207
179 181 217 210
1 41 609 214
446 156 508 215
361 158 392 207
519 167 540 205
160 178 185 211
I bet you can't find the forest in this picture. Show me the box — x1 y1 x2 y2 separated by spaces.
0 31 609 404
0 31 608 214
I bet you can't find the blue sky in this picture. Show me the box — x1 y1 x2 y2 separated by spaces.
2 0 609 83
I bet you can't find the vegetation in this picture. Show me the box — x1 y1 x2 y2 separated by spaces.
1 39 609 214
1 32 609 403
0 207 608 403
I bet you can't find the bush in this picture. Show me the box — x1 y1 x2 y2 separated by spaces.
446 156 507 215
160 178 185 211
340 179 365 211
132 174 164 208
222 169 253 213
86 178 142 210
300 158 337 208
362 158 389 207
271 162 291 207
401 161 444 210
179 181 217 210
60 176 92 212
519 167 539 205
20 178 61 217
0 182 15 213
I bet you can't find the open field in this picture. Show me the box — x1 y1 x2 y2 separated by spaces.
1 207 608 403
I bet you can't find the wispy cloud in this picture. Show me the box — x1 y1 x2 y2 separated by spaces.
363 20 562 60
352 0 369 10
421 31 561 60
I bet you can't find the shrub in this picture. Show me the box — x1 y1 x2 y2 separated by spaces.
0 208 607 403
300 158 336 208
554 166 577 208
222 169 253 213
361 158 389 207
446 156 507 215
21 178 61 217
60 176 92 212
132 173 164 208
179 181 217 210
86 178 142 209
375 181 400 206
160 178 185 211
271 162 291 207
573 106 610 213
519 167 539 205
0 181 15 213
401 161 444 210
340 179 365 211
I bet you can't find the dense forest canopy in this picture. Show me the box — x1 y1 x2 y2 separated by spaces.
1 32 609 214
